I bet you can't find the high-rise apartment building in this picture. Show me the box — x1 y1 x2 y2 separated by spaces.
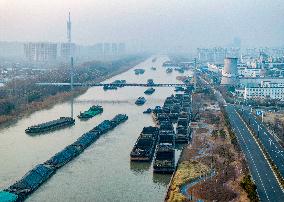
24 42 57 62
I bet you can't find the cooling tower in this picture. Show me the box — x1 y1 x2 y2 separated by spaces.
221 57 239 85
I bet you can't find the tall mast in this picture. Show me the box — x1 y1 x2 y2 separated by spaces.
67 11 71 43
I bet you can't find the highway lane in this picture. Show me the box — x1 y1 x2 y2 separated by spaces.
238 108 284 177
225 105 284 201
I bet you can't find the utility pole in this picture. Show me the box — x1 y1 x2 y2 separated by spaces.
193 58 197 91
70 57 74 91
71 96 74 118
70 57 74 118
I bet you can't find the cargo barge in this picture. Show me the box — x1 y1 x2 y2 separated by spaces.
147 79 154 86
144 87 155 95
103 85 118 90
176 126 190 143
130 126 159 161
25 117 75 134
143 108 152 114
153 143 175 173
134 69 145 75
112 79 126 84
111 80 126 88
159 121 174 132
78 105 103 120
159 130 175 146
166 68 173 73
135 97 146 105
5 114 128 201
174 86 185 92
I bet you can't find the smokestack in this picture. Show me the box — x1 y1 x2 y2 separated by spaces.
221 57 239 85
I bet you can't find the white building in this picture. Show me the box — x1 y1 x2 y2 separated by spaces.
240 78 284 87
244 82 284 101
238 67 262 78
24 42 57 62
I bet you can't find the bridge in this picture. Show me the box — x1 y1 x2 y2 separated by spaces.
36 82 191 87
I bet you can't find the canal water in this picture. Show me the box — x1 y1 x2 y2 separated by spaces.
0 56 192 202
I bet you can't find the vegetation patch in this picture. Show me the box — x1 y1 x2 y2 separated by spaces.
165 160 209 202
240 175 259 202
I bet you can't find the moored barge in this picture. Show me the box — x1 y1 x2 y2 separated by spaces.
130 126 159 161
153 143 175 173
176 126 190 143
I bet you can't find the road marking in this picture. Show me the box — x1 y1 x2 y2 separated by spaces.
240 109 284 172
235 109 284 193
231 114 271 201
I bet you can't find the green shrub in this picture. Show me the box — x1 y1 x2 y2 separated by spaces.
240 175 259 202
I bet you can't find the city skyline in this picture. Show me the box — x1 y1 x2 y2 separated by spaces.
0 0 284 52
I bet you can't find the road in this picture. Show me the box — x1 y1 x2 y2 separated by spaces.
197 74 226 105
238 108 284 177
225 105 284 201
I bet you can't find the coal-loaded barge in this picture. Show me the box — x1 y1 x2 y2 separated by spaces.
153 143 175 173
144 87 155 95
25 117 75 134
135 97 146 105
150 89 192 174
77 105 103 120
2 114 128 202
130 126 159 161
130 89 192 175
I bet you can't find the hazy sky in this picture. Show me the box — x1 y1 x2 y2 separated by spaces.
1 0 284 51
